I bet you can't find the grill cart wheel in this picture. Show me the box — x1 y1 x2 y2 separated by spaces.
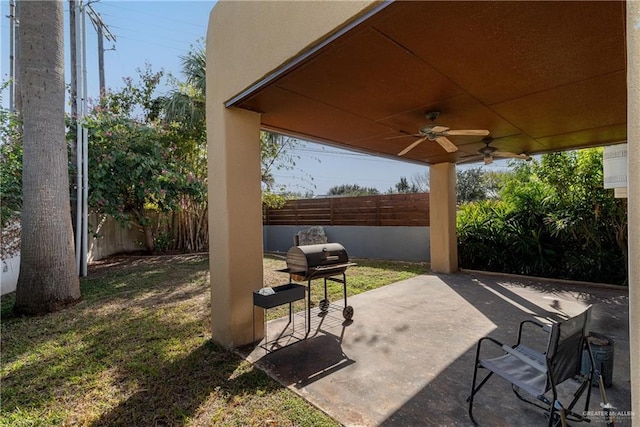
343 305 354 320
319 299 330 312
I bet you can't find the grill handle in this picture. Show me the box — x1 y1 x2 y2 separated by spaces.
322 247 340 262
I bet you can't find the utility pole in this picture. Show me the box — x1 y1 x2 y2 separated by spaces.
69 0 77 119
87 5 116 97
73 0 89 277
69 1 116 276
69 0 79 246
8 0 15 112
7 0 19 113
97 24 105 94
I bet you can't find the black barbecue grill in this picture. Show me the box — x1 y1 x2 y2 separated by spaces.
278 243 355 335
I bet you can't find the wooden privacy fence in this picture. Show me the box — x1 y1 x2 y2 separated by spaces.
263 193 430 226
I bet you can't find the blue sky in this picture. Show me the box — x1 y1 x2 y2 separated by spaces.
1 0 505 195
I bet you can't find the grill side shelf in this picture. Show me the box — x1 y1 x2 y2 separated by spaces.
253 283 306 309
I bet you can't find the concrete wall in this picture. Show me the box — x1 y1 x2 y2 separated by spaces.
1 255 20 295
1 214 142 296
1 219 20 295
263 225 430 262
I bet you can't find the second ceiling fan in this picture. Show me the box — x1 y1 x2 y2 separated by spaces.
396 112 490 156
458 137 533 165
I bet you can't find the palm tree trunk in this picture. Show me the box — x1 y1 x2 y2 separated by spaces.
15 0 80 315
143 225 155 253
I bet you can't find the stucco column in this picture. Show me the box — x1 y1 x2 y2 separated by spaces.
205 0 380 349
627 2 640 423
429 163 458 273
207 104 264 348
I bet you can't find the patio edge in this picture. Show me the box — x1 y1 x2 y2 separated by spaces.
460 268 627 291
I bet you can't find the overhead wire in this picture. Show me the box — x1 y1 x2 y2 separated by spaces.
84 1 209 93
97 1 207 29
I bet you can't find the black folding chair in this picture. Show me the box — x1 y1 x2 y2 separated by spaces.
467 306 595 427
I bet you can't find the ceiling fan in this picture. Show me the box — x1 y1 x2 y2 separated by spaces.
393 112 490 156
459 137 532 165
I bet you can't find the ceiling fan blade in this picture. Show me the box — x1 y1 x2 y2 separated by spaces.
430 126 450 133
494 151 531 160
398 137 428 156
435 136 458 153
385 133 420 140
456 154 484 164
445 129 490 136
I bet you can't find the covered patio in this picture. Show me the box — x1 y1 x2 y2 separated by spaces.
205 0 638 423
244 272 630 426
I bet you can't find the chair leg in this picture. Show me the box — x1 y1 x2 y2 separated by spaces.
552 401 568 427
564 376 591 421
467 361 494 424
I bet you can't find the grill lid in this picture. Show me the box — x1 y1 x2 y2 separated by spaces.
286 243 349 274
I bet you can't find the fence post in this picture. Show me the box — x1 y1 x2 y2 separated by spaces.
330 197 335 225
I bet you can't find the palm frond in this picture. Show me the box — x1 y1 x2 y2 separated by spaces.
180 47 206 95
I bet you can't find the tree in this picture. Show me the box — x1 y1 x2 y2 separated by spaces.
0 90 22 264
160 47 210 252
388 176 419 194
163 44 206 134
260 131 314 207
482 170 507 199
455 167 510 203
84 68 206 252
14 0 80 314
328 184 379 196
410 171 429 193
0 92 22 227
386 171 429 194
162 44 313 210
456 167 486 203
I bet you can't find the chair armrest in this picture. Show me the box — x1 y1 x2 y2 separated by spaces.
475 336 547 374
478 336 505 348
474 336 506 363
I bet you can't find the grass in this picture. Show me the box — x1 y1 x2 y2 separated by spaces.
1 254 429 426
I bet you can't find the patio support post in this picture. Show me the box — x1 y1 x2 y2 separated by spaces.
205 0 383 348
207 105 264 348
207 104 264 348
206 2 265 346
429 162 458 273
627 1 640 423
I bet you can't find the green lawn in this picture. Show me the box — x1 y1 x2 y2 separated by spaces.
1 254 429 426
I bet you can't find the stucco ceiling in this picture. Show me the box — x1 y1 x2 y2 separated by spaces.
230 1 627 165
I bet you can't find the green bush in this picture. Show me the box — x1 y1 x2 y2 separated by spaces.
457 149 627 285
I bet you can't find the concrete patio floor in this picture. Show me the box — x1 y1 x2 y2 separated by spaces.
244 271 631 426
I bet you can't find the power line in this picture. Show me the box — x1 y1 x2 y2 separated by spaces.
86 4 116 96
109 34 195 52
97 1 207 29
104 21 204 40
289 146 420 164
